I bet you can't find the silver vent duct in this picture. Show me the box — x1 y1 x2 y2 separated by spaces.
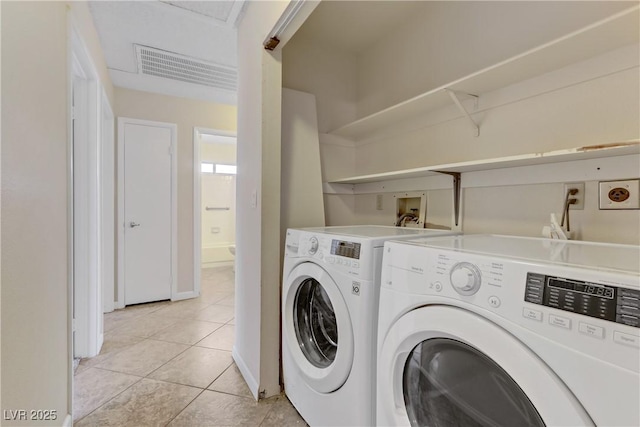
135 45 237 91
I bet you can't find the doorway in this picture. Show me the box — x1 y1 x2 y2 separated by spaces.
193 128 237 293
117 117 177 307
70 25 105 360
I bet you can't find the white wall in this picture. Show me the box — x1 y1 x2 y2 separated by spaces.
351 45 640 244
319 134 357 226
114 88 237 294
282 36 359 226
283 33 357 132
355 1 634 118
1 1 113 423
281 88 326 232
236 0 290 399
354 64 640 175
282 2 640 245
462 180 640 245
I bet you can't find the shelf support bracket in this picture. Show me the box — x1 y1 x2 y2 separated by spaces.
434 171 462 229
445 89 480 137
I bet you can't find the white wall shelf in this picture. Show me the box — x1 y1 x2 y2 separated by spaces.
326 142 640 185
325 141 639 232
329 6 639 140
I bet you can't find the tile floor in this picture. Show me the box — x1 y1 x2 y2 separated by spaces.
75 266 306 426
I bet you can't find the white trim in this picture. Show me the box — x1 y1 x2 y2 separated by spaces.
202 260 235 269
100 89 115 313
263 0 320 52
110 69 237 106
117 117 178 307
116 118 125 309
193 129 201 299
193 127 237 299
233 347 260 400
66 13 75 424
172 290 201 302
69 22 103 359
62 414 72 427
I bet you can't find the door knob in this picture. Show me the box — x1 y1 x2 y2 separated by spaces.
129 222 141 228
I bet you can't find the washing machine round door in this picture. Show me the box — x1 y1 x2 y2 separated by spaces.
378 306 594 427
283 262 354 393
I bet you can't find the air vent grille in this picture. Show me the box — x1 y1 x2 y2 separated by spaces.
135 45 237 91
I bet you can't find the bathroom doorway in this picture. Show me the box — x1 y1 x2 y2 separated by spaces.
193 128 237 291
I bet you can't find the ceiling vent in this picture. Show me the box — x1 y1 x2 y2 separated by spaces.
135 45 237 91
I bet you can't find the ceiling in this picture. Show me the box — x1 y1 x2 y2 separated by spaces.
89 0 427 104
89 1 245 105
292 1 431 54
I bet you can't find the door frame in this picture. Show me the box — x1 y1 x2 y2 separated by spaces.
117 117 178 308
192 127 237 296
100 89 115 313
69 22 104 359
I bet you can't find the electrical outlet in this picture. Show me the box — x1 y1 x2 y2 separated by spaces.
563 182 584 210
599 179 640 210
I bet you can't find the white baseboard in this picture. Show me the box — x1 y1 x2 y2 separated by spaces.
202 260 234 269
172 290 200 302
62 414 72 427
232 346 260 400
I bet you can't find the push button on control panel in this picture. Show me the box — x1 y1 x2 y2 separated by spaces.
523 308 543 322
488 296 501 308
549 314 571 329
578 322 604 339
613 331 640 348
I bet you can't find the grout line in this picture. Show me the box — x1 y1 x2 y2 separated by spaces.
142 343 192 379
73 375 144 424
163 387 207 427
76 267 237 425
203 361 235 391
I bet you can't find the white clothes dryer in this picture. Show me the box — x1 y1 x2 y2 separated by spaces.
282 226 459 427
377 234 640 427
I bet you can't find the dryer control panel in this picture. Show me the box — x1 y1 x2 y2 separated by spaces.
525 273 640 328
286 232 370 280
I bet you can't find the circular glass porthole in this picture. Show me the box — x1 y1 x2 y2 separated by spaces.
293 278 339 368
403 338 545 427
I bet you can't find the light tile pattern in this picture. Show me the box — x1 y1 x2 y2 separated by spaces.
152 319 224 345
148 346 233 388
196 324 235 351
75 266 306 426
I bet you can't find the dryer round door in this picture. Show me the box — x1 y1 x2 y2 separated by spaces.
378 306 594 427
283 262 354 393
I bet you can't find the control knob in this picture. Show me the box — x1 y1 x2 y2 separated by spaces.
308 237 319 255
450 262 481 295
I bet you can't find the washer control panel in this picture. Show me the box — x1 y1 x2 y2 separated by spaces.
525 273 640 328
330 239 361 259
288 233 367 279
450 262 482 295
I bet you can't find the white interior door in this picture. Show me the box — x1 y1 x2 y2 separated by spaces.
120 119 176 305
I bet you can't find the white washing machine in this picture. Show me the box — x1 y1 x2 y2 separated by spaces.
282 226 460 427
377 234 640 427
